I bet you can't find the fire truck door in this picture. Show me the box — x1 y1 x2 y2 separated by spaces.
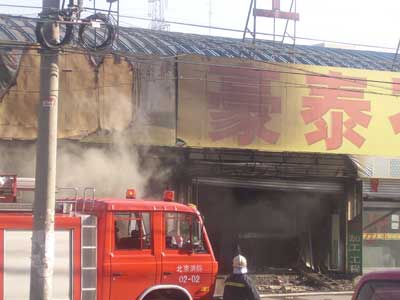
110 212 157 300
161 212 214 296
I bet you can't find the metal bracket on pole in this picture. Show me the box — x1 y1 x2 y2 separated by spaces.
280 0 297 46
242 0 255 43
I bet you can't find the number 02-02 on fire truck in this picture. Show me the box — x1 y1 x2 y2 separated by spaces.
0 175 218 300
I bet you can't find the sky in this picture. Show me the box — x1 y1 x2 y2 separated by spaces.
1 0 400 52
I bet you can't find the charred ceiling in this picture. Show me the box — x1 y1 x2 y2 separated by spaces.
184 148 357 180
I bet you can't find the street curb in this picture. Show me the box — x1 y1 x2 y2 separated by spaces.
214 290 353 299
213 291 354 300
259 290 354 297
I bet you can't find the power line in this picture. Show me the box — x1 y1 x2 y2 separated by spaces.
0 43 398 95
2 45 395 94
17 9 400 53
110 15 398 52
1 31 395 76
64 46 400 93
0 17 398 77
0 47 398 100
0 15 397 94
0 11 397 73
2 72 399 99
0 3 42 10
0 3 396 52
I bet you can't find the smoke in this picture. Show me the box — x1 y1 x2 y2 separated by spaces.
0 140 175 200
57 142 148 198
233 190 331 238
0 142 36 177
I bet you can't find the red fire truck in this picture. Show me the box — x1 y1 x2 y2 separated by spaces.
0 175 218 300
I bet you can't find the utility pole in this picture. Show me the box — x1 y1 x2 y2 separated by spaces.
148 0 170 31
208 0 212 35
30 0 60 299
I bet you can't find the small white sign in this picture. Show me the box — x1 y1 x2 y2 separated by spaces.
42 96 56 108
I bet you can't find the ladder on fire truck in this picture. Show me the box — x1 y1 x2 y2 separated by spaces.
0 175 98 300
81 214 98 300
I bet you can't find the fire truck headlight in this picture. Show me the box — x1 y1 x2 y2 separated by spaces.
200 286 210 293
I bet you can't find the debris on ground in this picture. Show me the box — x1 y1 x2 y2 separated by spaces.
250 271 354 294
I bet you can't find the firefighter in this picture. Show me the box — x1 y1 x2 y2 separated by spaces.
223 254 260 300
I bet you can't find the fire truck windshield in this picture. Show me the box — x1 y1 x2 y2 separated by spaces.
165 212 208 253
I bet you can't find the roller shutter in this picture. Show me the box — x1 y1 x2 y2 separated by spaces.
194 177 344 194
362 178 400 199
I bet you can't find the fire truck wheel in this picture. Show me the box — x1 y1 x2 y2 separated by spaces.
144 289 189 300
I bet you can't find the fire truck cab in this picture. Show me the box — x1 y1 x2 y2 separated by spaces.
0 178 218 300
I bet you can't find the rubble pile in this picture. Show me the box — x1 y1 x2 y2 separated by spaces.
250 272 354 294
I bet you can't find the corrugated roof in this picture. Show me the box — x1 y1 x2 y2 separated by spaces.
0 14 397 71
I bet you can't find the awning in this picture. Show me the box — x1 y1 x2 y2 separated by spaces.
350 155 400 178
350 156 400 199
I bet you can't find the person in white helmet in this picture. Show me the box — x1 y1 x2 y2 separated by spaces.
223 254 260 300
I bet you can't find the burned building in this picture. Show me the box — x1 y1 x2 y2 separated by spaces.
183 150 358 275
1 14 400 280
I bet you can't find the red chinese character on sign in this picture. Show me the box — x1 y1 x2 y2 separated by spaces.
389 78 400 134
207 66 281 146
301 71 372 150
392 78 400 95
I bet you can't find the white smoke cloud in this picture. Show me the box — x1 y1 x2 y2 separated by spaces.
0 140 175 201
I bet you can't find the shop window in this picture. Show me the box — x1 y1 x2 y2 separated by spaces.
363 209 400 270
374 158 390 177
165 212 208 253
390 159 400 177
391 215 399 230
114 212 151 250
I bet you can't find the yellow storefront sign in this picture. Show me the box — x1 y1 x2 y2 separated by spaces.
363 233 400 240
178 55 400 156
